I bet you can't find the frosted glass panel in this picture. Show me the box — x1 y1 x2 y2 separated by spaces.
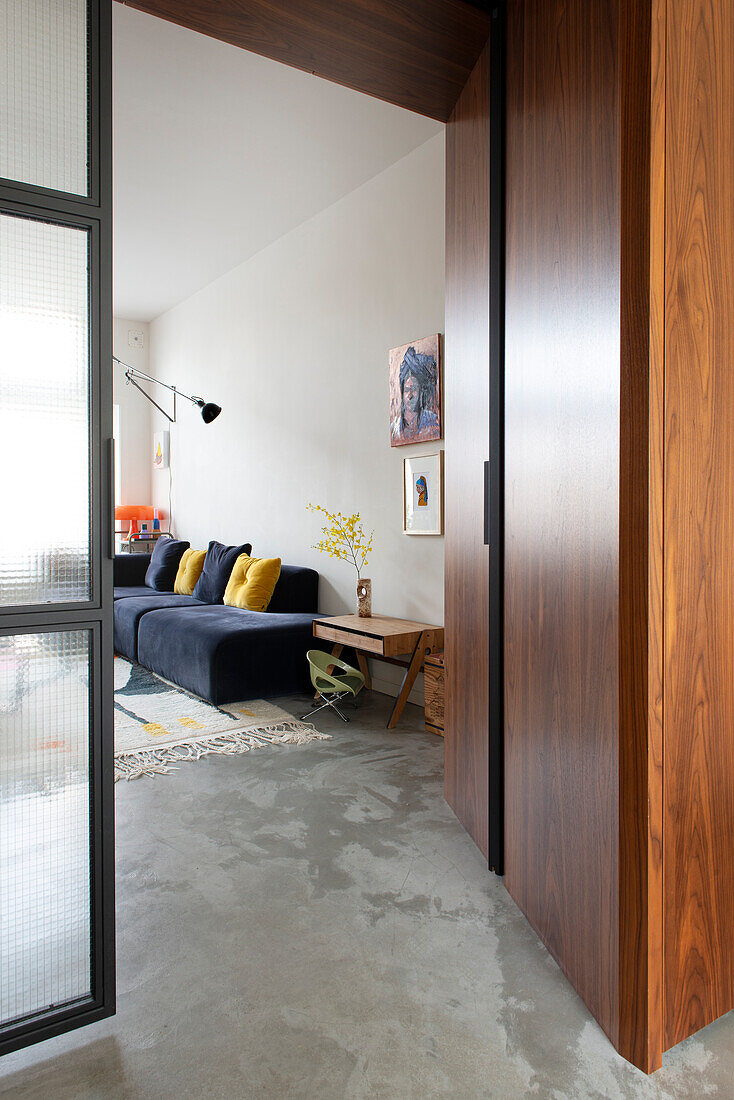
0 631 92 1025
0 0 88 195
0 214 91 606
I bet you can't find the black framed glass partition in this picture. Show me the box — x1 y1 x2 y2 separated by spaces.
0 0 114 1057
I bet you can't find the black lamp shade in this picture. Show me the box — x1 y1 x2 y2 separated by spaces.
201 402 221 424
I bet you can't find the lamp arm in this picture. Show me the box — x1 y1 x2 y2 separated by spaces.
113 357 200 407
125 372 176 423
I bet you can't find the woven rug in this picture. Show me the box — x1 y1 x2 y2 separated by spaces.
114 657 329 781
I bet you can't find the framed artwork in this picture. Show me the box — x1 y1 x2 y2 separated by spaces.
153 430 169 470
389 333 442 447
403 451 443 535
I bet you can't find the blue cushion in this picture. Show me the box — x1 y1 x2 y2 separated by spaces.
137 605 321 704
114 585 157 600
144 537 190 591
114 593 204 661
192 540 252 604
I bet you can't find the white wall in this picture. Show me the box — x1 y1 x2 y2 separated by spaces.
150 133 445 702
112 318 152 506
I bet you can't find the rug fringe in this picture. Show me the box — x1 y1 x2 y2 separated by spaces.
114 721 330 782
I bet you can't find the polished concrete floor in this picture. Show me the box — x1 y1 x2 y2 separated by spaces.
1 691 734 1098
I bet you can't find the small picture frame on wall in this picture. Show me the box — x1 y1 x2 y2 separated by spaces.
153 430 169 470
403 451 443 535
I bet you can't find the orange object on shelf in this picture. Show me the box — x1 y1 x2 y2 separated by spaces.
114 505 166 543
114 505 156 522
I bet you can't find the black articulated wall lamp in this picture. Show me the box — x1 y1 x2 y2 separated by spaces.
113 356 221 424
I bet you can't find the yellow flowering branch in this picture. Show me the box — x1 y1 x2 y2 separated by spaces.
306 503 374 579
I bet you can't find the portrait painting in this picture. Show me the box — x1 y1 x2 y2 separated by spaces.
389 333 442 447
403 452 443 536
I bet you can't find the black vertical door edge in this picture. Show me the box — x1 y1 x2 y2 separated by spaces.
488 1 506 875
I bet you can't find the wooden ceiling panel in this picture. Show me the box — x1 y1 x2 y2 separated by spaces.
115 0 492 121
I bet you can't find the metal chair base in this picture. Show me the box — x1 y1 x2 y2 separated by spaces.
300 690 352 723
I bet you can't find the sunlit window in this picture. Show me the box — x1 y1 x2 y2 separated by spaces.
0 215 90 605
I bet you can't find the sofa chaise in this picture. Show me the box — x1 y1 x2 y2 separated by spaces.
113 553 321 705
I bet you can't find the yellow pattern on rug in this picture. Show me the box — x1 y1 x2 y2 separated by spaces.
114 656 330 781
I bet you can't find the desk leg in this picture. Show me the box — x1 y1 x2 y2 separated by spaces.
314 643 344 701
356 651 372 690
387 630 433 729
327 643 344 672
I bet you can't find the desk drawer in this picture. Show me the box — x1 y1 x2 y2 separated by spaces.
313 623 385 656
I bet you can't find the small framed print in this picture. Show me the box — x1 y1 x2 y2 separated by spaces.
403 451 443 535
153 430 169 470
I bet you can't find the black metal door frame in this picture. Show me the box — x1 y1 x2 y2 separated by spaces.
0 0 115 1057
488 2 506 875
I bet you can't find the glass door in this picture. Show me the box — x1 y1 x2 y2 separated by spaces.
0 0 114 1055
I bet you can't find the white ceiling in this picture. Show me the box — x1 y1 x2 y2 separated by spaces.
113 5 443 322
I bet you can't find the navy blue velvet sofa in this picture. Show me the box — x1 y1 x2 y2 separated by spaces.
113 553 320 705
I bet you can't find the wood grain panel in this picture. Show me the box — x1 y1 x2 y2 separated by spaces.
664 0 734 1049
644 0 667 1068
117 0 492 122
504 0 620 1043
617 0 665 1072
313 625 385 655
443 42 491 860
424 652 445 735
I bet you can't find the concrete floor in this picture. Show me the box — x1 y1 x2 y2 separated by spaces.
1 691 733 1098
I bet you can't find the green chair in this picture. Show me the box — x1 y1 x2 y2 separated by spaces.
300 649 366 723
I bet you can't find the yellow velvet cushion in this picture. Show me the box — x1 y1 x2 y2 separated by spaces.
223 554 281 611
174 548 207 596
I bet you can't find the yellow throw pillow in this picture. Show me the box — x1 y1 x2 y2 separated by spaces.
174 548 207 596
223 554 281 611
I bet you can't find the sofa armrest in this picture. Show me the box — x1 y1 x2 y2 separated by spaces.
114 553 151 587
268 565 319 613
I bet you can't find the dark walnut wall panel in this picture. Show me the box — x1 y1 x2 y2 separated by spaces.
617 0 666 1072
504 0 621 1044
664 0 734 1050
444 42 491 860
504 0 734 1069
119 0 492 122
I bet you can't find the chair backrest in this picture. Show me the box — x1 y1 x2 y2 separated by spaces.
307 649 336 673
306 649 365 697
306 649 342 694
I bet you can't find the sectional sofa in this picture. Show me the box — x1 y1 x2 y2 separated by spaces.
113 553 321 705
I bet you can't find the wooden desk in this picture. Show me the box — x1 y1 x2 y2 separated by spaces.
312 614 444 729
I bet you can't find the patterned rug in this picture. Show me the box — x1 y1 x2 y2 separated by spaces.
114 657 329 781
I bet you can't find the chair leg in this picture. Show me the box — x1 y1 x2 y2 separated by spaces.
327 698 350 723
299 696 333 721
301 691 351 723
